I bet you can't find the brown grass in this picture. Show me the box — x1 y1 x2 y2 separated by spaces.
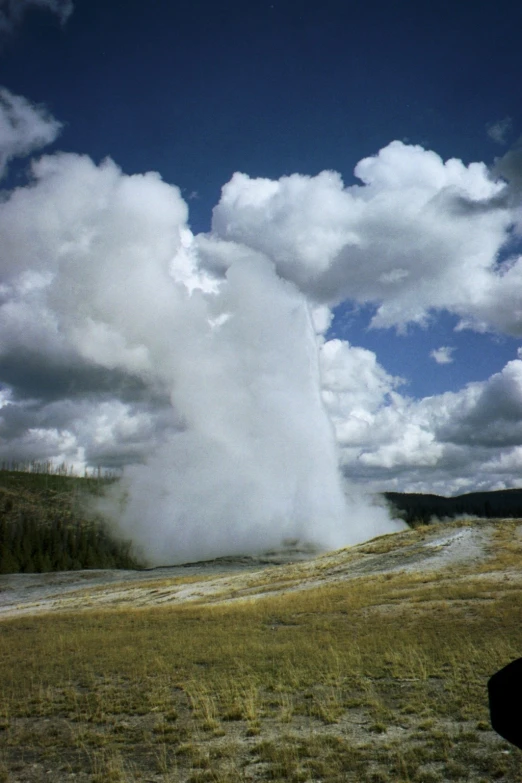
0 520 521 781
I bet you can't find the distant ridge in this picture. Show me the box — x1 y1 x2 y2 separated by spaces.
384 488 522 525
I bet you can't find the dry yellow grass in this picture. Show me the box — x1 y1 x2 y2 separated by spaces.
0 519 521 781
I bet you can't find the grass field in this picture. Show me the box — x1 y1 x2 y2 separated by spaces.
0 519 521 781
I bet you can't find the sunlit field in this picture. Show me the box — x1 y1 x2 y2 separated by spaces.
1 520 521 782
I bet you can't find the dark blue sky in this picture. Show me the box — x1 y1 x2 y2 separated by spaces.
2 0 521 398
4 0 520 227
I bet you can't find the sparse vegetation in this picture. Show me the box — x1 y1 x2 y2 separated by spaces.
0 519 521 781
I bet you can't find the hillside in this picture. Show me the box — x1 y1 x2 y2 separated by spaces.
0 517 521 782
385 488 522 525
0 469 140 573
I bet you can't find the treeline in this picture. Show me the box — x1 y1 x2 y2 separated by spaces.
0 510 138 574
385 488 522 526
0 460 77 476
0 460 121 480
0 470 141 574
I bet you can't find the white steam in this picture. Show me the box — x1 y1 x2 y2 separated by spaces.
115 257 394 564
0 136 400 564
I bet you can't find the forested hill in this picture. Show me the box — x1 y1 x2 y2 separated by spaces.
0 469 140 574
384 488 522 525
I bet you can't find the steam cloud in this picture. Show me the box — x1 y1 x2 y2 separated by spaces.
113 258 394 564
6 90 522 561
0 95 400 563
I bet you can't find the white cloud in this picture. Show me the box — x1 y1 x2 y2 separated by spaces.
0 416 82 467
310 304 333 337
0 0 73 37
320 338 401 426
6 98 522 561
0 88 62 178
0 152 190 379
431 346 455 364
0 143 397 563
487 117 513 145
322 351 522 494
0 394 177 470
319 343 447 477
211 141 518 334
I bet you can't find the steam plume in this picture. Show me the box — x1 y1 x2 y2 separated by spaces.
111 255 397 564
0 146 399 563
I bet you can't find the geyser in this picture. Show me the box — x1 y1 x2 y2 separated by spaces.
111 256 365 564
0 120 401 564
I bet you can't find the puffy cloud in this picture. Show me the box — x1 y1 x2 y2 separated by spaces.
0 395 176 469
0 0 73 37
431 346 455 364
7 101 522 560
320 346 522 494
211 141 518 333
0 152 190 384
0 89 61 177
493 139 522 192
434 360 522 447
320 338 401 428
0 144 397 563
319 343 446 478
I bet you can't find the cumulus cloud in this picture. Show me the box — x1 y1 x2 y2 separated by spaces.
210 141 522 334
0 395 175 469
487 117 513 145
322 347 522 495
318 343 446 479
431 346 455 364
0 143 398 563
492 138 522 219
320 339 401 431
0 152 189 375
0 0 73 37
0 88 61 178
7 104 522 561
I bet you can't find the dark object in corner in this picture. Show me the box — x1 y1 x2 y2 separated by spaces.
488 657 522 750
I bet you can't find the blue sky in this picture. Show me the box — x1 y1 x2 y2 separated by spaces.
3 0 519 206
2 0 522 509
